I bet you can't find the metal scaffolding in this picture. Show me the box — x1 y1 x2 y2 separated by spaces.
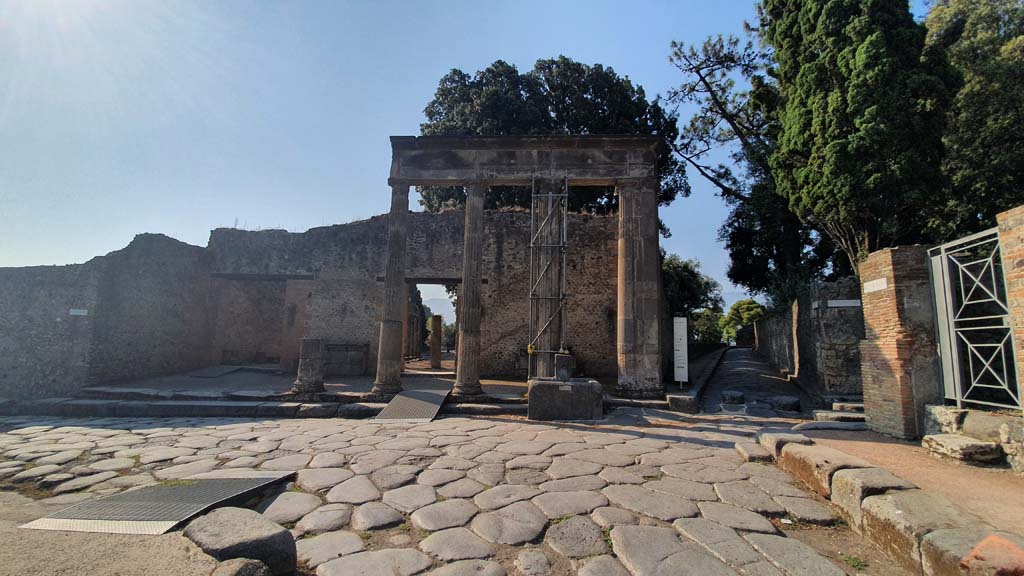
528 178 569 379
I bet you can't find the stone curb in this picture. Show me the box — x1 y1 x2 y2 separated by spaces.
665 346 730 414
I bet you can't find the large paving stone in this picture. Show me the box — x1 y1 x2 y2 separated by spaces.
438 478 486 499
154 459 218 480
259 454 312 471
351 501 404 530
532 490 607 518
921 528 1024 576
295 504 352 535
317 549 432 576
184 507 296 576
735 442 772 463
473 485 541 510
410 499 479 531
538 475 606 492
212 559 272 576
830 468 916 531
591 506 638 528
428 560 506 576
599 467 644 485
496 440 554 455
297 468 354 492
419 527 496 561
922 434 1004 463
578 555 630 576
470 501 548 545
777 444 872 497
259 491 323 525
296 531 364 568
309 453 347 468
325 475 380 504
673 518 764 567
417 469 465 487
773 496 836 525
610 525 737 576
644 478 717 501
371 465 419 490
88 457 136 472
545 458 603 479
383 484 436 513
714 480 786 516
756 432 813 458
602 484 698 521
52 471 119 494
544 515 608 558
566 449 636 467
514 549 551 576
661 464 747 484
504 468 549 485
861 490 990 573
697 502 777 534
35 450 83 465
743 533 844 575
11 464 63 481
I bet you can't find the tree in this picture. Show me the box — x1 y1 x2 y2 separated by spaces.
668 35 849 305
926 0 1024 239
761 0 950 272
661 253 724 320
420 57 689 229
719 298 766 343
690 308 725 344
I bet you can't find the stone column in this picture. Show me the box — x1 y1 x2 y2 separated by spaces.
430 315 442 368
401 284 410 359
454 182 486 395
292 337 324 394
372 184 409 395
531 179 565 379
615 178 663 398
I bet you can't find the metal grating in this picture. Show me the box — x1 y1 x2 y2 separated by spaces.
376 386 450 422
21 473 291 535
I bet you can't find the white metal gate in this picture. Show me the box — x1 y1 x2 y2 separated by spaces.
929 228 1021 410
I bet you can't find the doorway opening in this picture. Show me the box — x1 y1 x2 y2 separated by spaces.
401 281 459 376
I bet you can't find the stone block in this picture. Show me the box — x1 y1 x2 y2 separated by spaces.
756 431 813 458
861 490 989 573
184 507 296 576
830 468 915 531
922 434 1004 464
734 442 772 463
769 395 801 412
962 411 1010 442
921 528 1024 576
666 393 699 414
777 444 872 497
812 410 866 423
924 405 967 436
527 378 602 421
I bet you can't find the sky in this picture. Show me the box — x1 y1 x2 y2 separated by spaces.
0 0 928 322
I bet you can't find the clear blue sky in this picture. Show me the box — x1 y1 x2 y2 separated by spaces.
0 0 928 313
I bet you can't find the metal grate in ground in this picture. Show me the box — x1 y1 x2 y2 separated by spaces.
376 386 451 422
20 472 291 535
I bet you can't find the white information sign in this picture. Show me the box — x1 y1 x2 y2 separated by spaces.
863 278 888 294
69 309 88 316
673 317 688 383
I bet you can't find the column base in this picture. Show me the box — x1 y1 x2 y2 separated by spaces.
452 382 483 396
372 379 403 395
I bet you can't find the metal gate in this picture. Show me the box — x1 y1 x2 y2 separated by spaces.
929 228 1021 410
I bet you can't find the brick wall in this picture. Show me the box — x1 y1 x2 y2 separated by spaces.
997 205 1024 390
859 246 941 439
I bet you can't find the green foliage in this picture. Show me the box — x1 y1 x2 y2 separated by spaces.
761 0 950 271
690 308 725 344
442 323 457 352
420 56 689 228
661 253 724 321
926 0 1024 239
720 298 766 343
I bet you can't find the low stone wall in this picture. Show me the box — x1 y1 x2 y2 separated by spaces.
754 278 865 402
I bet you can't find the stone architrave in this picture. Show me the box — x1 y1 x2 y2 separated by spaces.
454 182 486 396
373 184 410 395
430 315 443 369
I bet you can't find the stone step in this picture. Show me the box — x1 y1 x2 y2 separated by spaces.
813 410 866 423
603 396 670 410
832 402 864 412
922 433 1004 464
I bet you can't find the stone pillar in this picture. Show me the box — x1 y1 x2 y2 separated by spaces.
401 284 410 359
859 246 941 439
531 179 565 379
292 338 324 394
430 315 442 368
454 182 486 395
372 184 409 395
997 205 1024 393
615 178 663 398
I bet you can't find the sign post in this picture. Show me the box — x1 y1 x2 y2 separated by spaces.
673 317 688 384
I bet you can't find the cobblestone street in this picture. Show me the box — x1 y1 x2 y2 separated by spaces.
0 409 902 576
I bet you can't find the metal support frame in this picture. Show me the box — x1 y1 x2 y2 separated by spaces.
527 177 570 379
929 228 1021 410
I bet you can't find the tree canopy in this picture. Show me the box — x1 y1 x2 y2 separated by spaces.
661 253 724 320
720 298 766 343
419 57 689 222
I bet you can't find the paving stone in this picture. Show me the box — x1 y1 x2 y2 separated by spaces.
538 475 606 492
514 549 551 576
777 444 871 497
920 528 1024 576
411 499 480 531
223 456 261 469
829 467 916 531
662 464 747 484
297 468 353 492
470 501 548 545
861 489 989 572
756 432 813 458
467 464 505 486
417 469 465 486
211 558 273 576
428 559 506 576
644 477 717 501
566 449 636 467
371 465 420 490
610 525 737 576
923 433 1004 463
735 442 772 463
504 468 549 485
259 454 312 471
296 530 364 568
317 548 433 576
673 518 764 566
326 475 381 504
545 458 603 479
438 478 486 499
714 480 786 515
532 490 608 518
52 471 119 494
578 555 630 576
309 453 347 468
602 484 698 521
591 506 638 528
38 473 75 488
599 467 644 484
429 456 479 471
351 450 407 475
773 496 836 525
697 502 777 534
506 455 552 470
258 491 323 525
154 459 219 480
184 507 296 576
420 527 496 561
496 440 554 455
383 484 436 513
473 484 541 510
294 504 352 535
35 450 83 465
743 533 844 576
544 515 608 558
747 476 805 498
351 501 404 530
11 464 63 481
